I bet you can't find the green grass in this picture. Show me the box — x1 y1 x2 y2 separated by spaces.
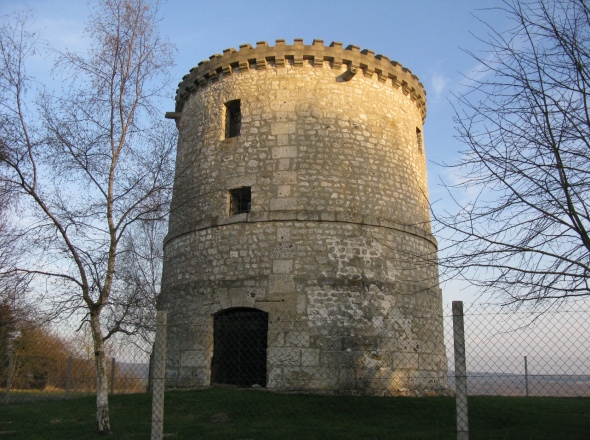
0 389 589 439
5 389 92 401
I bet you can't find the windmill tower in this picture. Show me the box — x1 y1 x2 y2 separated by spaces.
159 39 448 395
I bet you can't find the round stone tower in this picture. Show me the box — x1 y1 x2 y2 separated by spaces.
159 39 448 396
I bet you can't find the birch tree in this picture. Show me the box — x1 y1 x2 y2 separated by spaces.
0 1 175 433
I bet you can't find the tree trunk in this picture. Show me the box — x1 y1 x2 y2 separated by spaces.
90 313 111 434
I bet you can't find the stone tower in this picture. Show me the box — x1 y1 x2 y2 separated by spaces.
160 39 448 396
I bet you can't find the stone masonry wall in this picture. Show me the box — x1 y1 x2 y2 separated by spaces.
160 40 449 396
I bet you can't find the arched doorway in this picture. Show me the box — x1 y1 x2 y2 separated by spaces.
211 308 268 387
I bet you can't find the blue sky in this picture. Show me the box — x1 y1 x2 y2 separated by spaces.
0 0 511 301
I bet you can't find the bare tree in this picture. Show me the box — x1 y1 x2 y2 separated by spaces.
0 90 30 381
0 1 175 433
436 0 590 307
109 218 167 344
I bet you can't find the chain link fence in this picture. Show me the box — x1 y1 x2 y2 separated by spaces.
1 321 153 405
2 303 589 439
446 304 590 398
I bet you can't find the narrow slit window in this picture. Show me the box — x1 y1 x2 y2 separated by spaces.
225 99 241 138
416 127 423 154
229 186 251 215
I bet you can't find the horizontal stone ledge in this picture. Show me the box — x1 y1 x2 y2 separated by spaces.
164 210 437 248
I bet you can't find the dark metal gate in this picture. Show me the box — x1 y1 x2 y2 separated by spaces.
211 308 268 387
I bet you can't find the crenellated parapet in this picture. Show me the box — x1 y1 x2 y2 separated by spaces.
174 39 427 121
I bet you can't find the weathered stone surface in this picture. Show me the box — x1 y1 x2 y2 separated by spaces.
159 40 449 396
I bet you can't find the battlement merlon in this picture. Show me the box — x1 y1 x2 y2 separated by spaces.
173 39 427 121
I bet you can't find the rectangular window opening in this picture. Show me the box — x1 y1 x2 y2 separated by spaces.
225 99 241 139
229 186 251 215
416 127 423 154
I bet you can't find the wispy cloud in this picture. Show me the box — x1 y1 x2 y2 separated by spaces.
430 72 449 100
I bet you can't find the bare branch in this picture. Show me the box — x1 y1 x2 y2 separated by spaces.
436 0 590 306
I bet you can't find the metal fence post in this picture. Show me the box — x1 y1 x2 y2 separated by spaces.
110 357 116 395
524 356 529 397
66 355 73 398
151 311 167 440
453 301 469 440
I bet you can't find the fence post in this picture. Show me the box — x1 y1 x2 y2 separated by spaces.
66 355 73 398
110 357 116 395
524 356 529 397
151 311 167 440
4 351 14 404
453 301 469 440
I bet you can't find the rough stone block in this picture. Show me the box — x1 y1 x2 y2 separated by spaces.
271 243 295 258
180 350 207 367
268 347 300 366
277 185 291 197
392 351 419 369
165 368 179 381
267 367 284 388
270 198 297 211
283 366 340 389
297 294 306 314
277 227 291 242
267 330 285 346
269 274 295 293
276 134 289 146
301 348 320 366
286 331 310 347
167 351 180 367
272 171 297 185
271 122 296 135
272 146 298 158
273 259 293 274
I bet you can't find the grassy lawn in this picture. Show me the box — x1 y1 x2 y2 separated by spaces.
4 389 92 402
0 389 589 439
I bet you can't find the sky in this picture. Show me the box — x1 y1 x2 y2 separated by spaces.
0 0 513 303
